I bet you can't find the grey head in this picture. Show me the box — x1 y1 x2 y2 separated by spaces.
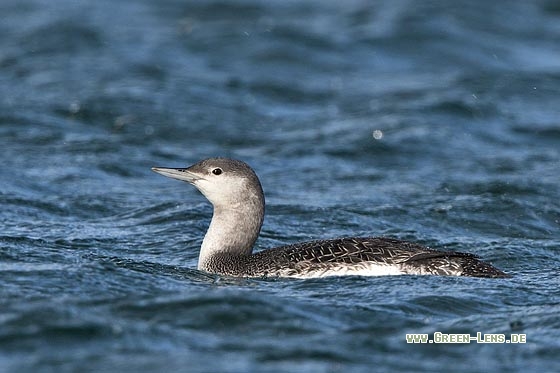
152 158 264 210
152 158 265 268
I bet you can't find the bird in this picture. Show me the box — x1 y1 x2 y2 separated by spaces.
151 157 508 279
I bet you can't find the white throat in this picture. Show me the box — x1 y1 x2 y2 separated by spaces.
198 195 264 271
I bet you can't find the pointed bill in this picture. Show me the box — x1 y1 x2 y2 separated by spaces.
151 167 201 183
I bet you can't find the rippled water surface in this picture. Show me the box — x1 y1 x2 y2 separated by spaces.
1 0 560 371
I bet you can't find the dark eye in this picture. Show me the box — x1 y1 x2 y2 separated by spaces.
212 168 223 175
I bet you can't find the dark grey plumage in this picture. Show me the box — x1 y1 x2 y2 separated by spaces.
152 158 509 279
203 237 509 278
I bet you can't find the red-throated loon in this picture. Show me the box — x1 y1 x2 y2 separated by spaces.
151 158 508 279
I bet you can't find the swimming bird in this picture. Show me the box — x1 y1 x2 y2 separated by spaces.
152 158 508 278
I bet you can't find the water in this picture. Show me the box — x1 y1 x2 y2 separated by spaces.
1 0 559 371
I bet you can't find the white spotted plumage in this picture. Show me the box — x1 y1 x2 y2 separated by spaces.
152 158 508 279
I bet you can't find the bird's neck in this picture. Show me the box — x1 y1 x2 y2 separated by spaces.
198 197 264 271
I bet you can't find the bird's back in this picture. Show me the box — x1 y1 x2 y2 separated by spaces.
204 237 509 278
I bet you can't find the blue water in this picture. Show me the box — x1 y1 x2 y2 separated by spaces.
1 0 559 371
